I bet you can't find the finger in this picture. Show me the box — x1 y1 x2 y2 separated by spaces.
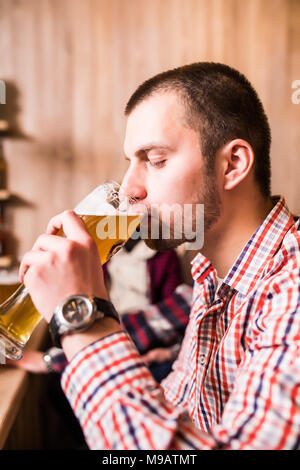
32 233 70 253
141 352 152 362
46 210 89 244
19 250 50 283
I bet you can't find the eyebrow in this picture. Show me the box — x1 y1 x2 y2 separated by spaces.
124 143 173 160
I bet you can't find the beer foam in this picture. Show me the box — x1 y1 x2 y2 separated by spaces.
74 185 128 215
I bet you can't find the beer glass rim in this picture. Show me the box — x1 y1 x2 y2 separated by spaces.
103 180 140 206
74 180 145 216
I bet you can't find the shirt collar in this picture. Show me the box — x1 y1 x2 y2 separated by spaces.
191 195 296 297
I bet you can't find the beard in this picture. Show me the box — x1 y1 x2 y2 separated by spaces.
144 220 186 251
142 171 221 252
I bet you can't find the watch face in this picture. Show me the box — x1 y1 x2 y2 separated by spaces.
62 297 93 326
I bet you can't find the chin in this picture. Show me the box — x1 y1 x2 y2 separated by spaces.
144 237 185 252
140 213 186 252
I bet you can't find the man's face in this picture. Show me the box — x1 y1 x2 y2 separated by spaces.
122 90 220 250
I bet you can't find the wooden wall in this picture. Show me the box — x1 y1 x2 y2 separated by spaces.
0 0 299 258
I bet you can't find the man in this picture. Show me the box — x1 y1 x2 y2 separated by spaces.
20 63 300 449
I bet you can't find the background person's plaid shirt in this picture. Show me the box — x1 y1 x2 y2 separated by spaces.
61 196 300 449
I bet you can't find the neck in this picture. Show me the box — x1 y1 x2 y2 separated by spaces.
200 193 274 279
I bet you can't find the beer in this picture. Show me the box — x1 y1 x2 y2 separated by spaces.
0 285 40 347
0 283 20 304
78 214 141 265
0 182 143 360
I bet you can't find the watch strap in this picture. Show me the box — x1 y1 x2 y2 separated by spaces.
93 297 120 324
49 314 63 348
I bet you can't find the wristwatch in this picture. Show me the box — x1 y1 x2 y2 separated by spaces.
49 294 120 348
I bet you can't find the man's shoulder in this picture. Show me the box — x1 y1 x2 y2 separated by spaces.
248 218 300 319
280 215 300 254
246 223 300 344
262 217 300 283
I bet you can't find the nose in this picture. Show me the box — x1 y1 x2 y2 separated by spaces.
121 164 147 202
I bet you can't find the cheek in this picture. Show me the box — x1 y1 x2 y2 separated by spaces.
147 160 202 206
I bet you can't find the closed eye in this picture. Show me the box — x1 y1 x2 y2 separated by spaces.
148 159 167 169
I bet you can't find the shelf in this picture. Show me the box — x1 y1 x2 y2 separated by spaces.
0 190 10 201
0 121 9 133
0 256 13 269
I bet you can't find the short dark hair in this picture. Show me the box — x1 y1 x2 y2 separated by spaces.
125 62 271 198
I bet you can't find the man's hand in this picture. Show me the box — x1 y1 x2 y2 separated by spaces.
6 350 48 373
19 210 109 323
141 347 174 366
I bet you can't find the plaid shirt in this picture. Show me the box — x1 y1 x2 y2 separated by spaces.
61 196 300 449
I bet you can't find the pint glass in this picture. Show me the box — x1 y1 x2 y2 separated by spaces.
0 182 142 360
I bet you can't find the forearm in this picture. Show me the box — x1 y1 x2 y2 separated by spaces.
61 317 122 362
60 330 214 450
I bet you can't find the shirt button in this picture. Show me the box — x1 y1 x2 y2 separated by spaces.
199 354 206 366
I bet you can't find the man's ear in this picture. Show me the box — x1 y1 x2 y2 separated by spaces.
222 139 255 191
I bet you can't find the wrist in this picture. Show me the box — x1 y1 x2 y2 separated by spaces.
61 316 123 362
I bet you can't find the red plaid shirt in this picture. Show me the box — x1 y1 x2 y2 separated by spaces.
61 196 300 449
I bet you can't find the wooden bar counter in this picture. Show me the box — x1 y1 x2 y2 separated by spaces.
0 275 87 449
0 321 49 449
